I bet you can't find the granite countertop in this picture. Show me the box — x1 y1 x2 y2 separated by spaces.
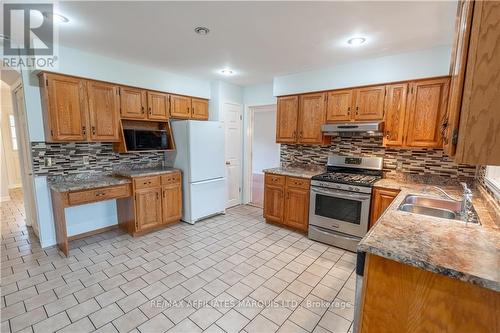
113 167 181 178
263 165 325 179
49 173 131 192
359 178 500 291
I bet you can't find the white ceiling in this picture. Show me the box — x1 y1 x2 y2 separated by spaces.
55 1 458 86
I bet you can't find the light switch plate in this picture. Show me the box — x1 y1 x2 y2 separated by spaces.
83 156 90 165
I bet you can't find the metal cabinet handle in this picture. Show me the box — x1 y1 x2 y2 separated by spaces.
141 106 145 114
82 126 86 135
386 131 390 139
92 126 96 135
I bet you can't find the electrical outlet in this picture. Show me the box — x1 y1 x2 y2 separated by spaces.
44 157 52 167
83 156 90 165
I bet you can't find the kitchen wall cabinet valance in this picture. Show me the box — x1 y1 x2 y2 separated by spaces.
38 71 209 143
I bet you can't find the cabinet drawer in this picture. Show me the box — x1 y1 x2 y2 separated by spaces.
134 176 161 189
161 172 181 185
286 177 310 189
265 174 285 186
68 184 130 206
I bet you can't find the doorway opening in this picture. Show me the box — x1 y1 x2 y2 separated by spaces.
1 68 39 239
247 105 279 207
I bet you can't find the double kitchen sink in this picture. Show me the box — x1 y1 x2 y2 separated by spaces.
398 195 479 223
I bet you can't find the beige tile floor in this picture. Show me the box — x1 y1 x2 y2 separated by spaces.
1 189 356 333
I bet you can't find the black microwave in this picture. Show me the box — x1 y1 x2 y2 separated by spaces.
124 129 169 151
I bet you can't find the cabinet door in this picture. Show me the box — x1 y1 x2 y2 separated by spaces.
263 184 285 223
326 89 353 122
353 86 386 120
383 84 408 147
44 73 88 141
298 93 326 144
369 187 400 229
135 188 162 231
191 98 209 120
284 187 309 232
147 91 169 120
120 87 147 119
162 184 182 224
170 95 192 119
276 96 299 143
87 81 120 142
444 0 474 156
405 78 449 148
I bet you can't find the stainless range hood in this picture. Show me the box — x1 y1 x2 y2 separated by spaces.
321 121 384 137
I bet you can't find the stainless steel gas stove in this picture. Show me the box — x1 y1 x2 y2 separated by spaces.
308 155 383 252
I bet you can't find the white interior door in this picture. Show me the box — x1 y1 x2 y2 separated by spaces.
224 103 242 208
13 85 39 234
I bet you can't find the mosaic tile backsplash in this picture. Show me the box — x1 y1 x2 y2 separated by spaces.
31 142 173 176
280 136 478 180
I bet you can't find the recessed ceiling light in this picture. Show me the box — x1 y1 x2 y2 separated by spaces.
194 27 210 35
43 12 70 23
220 68 234 76
347 37 367 46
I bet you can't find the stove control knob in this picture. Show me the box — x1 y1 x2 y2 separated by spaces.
354 188 360 192
348 186 354 191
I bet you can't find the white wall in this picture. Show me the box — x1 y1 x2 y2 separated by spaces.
0 129 10 202
243 83 276 106
209 80 243 121
273 46 452 96
0 81 22 188
252 110 280 174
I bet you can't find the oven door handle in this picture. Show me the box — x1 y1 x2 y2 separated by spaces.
311 187 371 201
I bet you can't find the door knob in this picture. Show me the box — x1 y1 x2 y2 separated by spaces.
225 161 230 165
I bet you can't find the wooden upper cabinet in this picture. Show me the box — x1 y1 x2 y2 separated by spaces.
86 81 120 142
120 86 147 120
41 73 88 142
445 0 474 157
405 78 449 148
276 96 299 143
170 95 192 119
453 1 500 165
326 89 353 122
353 86 386 120
191 98 209 120
135 188 162 231
147 91 169 120
383 83 408 147
298 93 326 144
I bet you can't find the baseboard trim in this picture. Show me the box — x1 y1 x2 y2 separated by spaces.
68 225 119 242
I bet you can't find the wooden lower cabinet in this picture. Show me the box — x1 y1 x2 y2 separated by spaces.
369 187 400 229
118 172 182 235
162 183 182 224
263 173 310 232
135 188 162 231
359 254 500 333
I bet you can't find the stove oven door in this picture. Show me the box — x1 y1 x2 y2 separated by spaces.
309 186 371 238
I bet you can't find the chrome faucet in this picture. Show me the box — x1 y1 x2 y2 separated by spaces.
432 182 473 221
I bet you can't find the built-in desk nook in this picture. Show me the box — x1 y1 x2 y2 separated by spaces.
49 168 182 256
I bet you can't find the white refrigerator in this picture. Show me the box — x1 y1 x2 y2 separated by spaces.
171 120 226 224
